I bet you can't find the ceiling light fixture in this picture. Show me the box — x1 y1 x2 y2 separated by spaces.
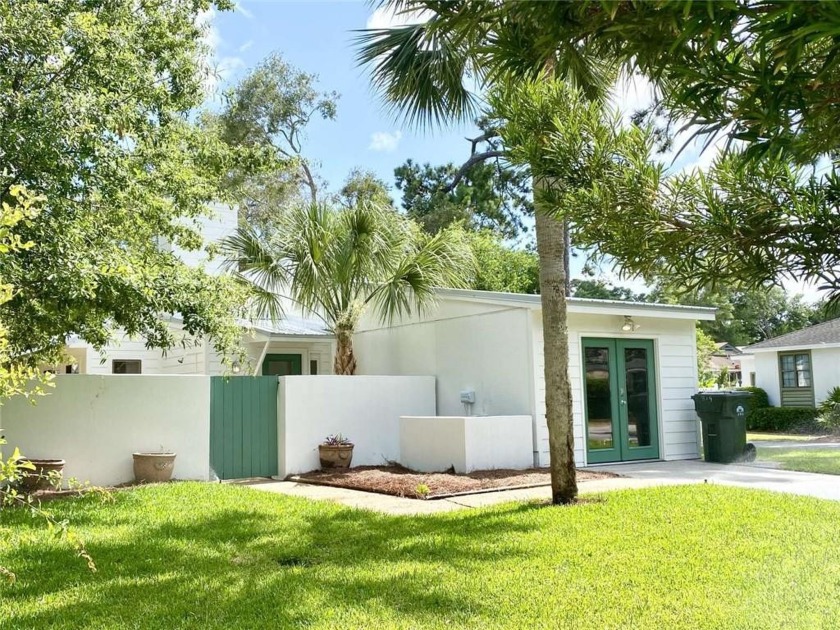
621 316 637 332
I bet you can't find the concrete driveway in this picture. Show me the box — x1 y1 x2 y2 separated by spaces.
590 459 840 502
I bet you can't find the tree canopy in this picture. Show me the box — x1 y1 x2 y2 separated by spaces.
0 0 249 379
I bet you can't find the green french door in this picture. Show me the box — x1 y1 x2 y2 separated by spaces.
583 338 659 463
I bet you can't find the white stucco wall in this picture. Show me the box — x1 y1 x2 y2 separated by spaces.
400 415 533 473
277 375 436 477
753 351 782 406
533 312 700 466
753 347 840 407
1 375 211 487
812 348 840 405
355 302 533 417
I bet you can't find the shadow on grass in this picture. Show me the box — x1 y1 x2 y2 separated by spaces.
1 484 550 628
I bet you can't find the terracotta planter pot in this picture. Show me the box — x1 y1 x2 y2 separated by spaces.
318 444 354 469
133 452 176 483
19 459 65 492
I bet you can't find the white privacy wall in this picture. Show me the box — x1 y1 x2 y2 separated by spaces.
355 302 534 417
277 376 436 477
533 311 701 466
1 375 211 486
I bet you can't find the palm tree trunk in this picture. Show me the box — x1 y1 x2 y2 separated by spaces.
333 327 357 375
534 176 578 504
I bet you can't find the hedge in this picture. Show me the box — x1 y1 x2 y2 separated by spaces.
746 406 820 432
737 387 770 411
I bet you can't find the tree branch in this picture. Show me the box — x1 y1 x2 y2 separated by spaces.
467 129 499 155
443 150 504 192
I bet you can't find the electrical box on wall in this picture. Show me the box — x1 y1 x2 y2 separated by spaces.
460 390 476 404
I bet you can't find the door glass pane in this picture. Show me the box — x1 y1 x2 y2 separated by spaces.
265 360 294 376
585 347 613 450
624 348 651 448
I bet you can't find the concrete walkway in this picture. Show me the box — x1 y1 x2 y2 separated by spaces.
248 459 840 515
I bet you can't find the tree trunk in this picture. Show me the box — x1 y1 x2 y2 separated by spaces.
333 327 357 375
534 177 577 504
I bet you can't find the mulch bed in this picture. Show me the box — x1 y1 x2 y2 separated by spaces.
290 465 618 500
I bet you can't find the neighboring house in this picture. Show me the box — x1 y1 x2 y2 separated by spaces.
355 288 716 467
740 318 840 407
709 342 743 386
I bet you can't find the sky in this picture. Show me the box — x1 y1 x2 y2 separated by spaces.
205 1 821 301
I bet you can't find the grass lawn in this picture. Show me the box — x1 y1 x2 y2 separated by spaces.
747 432 824 442
757 447 840 475
3 484 840 629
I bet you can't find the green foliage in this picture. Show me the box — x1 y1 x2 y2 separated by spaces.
337 169 394 210
4 483 840 626
223 202 474 371
495 2 840 301
414 483 431 499
747 407 820 433
571 279 648 302
817 387 840 433
0 0 248 375
695 329 718 388
212 51 340 224
394 152 533 239
737 387 770 412
464 230 539 294
651 282 827 346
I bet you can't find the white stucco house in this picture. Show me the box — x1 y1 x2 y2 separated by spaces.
355 289 715 466
35 203 717 472
740 317 840 408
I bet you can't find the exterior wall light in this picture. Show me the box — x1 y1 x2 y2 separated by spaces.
621 316 639 332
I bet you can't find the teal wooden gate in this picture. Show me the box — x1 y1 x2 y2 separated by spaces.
210 376 279 479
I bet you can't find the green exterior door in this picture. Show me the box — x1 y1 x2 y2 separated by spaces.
583 338 659 464
262 353 302 376
210 376 279 479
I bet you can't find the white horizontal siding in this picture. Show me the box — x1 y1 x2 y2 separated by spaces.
532 312 700 466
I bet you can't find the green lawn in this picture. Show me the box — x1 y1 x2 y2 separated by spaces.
757 447 840 475
3 483 840 629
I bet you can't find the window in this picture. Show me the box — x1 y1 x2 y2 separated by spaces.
310 359 318 375
779 353 811 388
112 359 142 374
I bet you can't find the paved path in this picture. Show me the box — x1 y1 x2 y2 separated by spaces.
248 459 840 515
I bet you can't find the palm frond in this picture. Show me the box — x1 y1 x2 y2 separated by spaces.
355 17 479 129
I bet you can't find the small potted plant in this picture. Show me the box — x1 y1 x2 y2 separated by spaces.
132 450 177 483
318 434 354 469
18 458 65 492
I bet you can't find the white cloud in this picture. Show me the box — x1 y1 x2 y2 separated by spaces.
366 6 432 30
238 39 254 53
235 2 254 20
368 130 403 152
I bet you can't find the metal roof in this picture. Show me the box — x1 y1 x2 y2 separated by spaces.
743 317 840 352
249 315 331 337
434 288 717 320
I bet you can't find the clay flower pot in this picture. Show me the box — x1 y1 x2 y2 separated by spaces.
133 452 176 483
318 444 354 469
19 459 65 492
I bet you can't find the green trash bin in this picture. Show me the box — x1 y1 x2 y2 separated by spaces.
691 391 756 463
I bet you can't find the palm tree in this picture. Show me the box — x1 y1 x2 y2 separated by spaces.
355 2 614 503
223 201 473 375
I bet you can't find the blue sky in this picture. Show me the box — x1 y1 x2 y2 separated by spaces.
208 1 480 204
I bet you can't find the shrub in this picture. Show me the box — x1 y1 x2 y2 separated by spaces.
818 387 840 433
737 387 770 410
746 407 819 432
